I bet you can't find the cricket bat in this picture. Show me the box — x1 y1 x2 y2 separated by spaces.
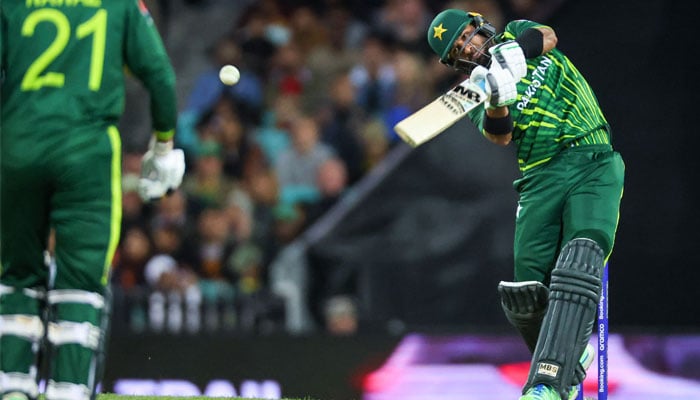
394 78 487 147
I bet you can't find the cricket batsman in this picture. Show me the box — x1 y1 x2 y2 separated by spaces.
0 1 184 399
426 8 625 400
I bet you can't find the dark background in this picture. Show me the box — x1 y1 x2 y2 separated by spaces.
306 0 700 332
552 0 699 328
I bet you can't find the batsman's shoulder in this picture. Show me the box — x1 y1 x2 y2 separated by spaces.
506 19 552 34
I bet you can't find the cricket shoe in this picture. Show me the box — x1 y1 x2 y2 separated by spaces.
519 384 561 400
567 343 596 399
520 343 596 400
1 392 29 400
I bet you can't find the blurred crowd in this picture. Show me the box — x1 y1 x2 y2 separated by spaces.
110 0 561 336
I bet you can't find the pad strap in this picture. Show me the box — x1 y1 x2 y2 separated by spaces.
48 321 101 349
48 290 104 309
0 315 45 341
0 372 40 398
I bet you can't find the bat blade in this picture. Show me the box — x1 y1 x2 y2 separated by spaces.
394 78 486 147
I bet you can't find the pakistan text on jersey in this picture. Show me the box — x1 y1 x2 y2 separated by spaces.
26 0 102 8
516 56 553 111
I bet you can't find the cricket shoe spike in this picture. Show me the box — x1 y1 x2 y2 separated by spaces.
519 384 561 400
567 343 596 399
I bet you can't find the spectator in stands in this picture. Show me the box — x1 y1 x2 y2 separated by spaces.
182 139 239 209
143 253 200 334
372 0 434 58
149 188 198 238
227 240 286 334
113 226 152 292
250 0 291 48
267 41 310 101
145 216 200 333
323 295 359 336
243 167 280 267
275 115 335 207
304 3 367 110
383 49 433 143
181 206 238 331
233 6 279 81
288 5 328 59
271 202 307 251
211 93 267 180
189 34 264 117
177 34 264 156
112 225 152 332
349 30 398 126
358 117 391 173
252 93 299 167
318 72 367 185
227 242 265 332
303 157 349 229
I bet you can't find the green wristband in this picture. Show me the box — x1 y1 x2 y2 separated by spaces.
154 129 175 142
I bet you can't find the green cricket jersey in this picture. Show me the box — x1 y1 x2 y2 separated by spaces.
1 0 177 140
471 20 611 173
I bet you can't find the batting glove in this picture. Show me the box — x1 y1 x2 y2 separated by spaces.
470 65 517 109
138 138 186 201
489 41 527 80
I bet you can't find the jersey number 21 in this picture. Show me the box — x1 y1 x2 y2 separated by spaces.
21 8 107 92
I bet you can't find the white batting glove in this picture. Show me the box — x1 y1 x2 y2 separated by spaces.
470 65 517 109
489 41 527 80
138 138 186 201
469 65 489 87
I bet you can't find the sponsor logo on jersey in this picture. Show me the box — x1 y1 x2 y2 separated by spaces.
516 56 553 111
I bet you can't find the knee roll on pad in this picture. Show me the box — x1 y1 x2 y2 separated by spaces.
498 281 548 353
523 238 604 399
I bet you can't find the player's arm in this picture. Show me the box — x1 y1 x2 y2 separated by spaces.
511 25 557 58
470 66 516 146
537 26 557 54
124 0 177 139
123 2 184 200
483 106 512 146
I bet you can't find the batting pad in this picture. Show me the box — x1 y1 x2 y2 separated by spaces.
0 285 45 398
46 289 105 400
498 280 548 353
523 238 604 399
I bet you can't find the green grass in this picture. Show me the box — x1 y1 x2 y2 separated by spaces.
97 395 316 400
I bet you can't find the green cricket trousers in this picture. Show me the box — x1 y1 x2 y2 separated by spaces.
512 144 624 283
1 125 121 395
